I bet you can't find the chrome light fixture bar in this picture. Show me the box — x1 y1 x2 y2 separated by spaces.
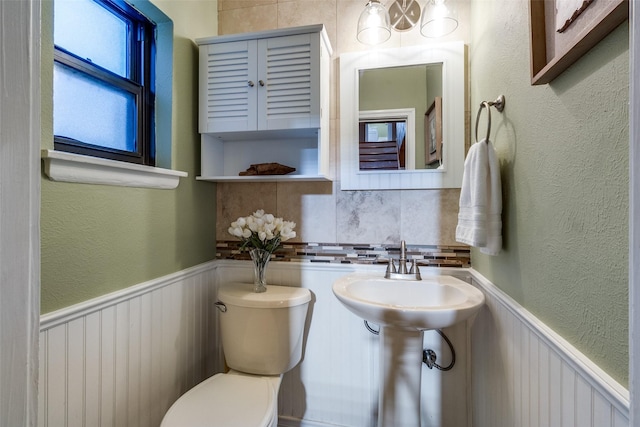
357 0 458 45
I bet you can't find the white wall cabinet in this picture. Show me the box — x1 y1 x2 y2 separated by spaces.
195 25 332 182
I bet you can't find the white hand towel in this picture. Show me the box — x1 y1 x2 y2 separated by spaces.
455 139 502 255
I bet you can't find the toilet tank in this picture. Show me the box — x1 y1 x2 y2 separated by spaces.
217 284 311 375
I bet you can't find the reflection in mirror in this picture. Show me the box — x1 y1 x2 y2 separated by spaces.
358 64 443 170
340 42 465 190
359 119 406 169
359 108 415 171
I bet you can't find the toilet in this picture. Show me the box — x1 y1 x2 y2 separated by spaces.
161 283 311 427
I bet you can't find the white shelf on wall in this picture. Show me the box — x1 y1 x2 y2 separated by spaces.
196 175 330 182
41 150 188 189
196 131 330 182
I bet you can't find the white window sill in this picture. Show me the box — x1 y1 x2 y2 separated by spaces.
41 150 188 189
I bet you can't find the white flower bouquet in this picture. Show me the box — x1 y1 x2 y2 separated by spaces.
228 209 297 253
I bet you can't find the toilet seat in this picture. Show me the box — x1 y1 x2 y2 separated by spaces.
160 372 278 427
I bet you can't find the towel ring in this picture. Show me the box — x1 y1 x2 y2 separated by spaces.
475 95 505 143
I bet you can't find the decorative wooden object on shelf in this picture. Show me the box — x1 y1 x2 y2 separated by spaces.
239 163 296 176
529 0 628 85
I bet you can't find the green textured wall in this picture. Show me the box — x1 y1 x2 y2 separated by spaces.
470 1 629 385
40 0 218 314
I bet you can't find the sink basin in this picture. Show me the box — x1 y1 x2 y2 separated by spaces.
333 272 485 427
332 273 485 330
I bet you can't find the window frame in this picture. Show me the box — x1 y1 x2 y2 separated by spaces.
359 120 405 143
53 0 156 166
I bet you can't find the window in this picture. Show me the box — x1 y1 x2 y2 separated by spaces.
53 0 156 165
360 120 406 144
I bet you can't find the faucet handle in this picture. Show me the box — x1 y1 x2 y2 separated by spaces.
410 260 422 280
384 258 397 278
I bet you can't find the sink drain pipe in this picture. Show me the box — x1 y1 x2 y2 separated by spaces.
363 320 456 371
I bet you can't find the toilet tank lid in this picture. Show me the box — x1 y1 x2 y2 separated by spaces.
219 283 311 308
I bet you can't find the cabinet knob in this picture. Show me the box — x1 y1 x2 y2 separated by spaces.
248 80 255 87
259 80 265 87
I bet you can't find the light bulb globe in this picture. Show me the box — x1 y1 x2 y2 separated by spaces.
420 0 458 38
357 0 392 45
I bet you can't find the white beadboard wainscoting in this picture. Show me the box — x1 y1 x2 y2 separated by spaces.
38 261 224 427
38 260 629 427
470 273 630 427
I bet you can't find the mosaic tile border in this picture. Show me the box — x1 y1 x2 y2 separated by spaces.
216 241 471 268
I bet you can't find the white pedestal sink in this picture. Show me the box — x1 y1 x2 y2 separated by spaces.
332 273 485 427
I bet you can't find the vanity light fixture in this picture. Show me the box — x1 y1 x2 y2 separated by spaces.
420 0 458 38
356 0 392 45
357 0 458 44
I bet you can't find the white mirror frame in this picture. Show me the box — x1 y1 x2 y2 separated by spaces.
340 41 466 190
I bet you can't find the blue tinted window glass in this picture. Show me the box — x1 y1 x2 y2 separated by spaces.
54 0 128 77
365 123 393 142
54 62 136 152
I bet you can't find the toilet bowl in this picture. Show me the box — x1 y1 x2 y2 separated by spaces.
160 283 311 427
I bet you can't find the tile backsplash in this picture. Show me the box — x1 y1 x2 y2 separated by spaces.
217 240 470 268
217 182 463 248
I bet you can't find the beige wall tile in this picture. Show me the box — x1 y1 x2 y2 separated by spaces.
276 1 337 48
337 0 369 54
399 188 460 245
330 56 338 120
329 117 338 179
276 181 337 242
217 182 278 237
218 4 278 35
219 0 277 12
336 190 402 244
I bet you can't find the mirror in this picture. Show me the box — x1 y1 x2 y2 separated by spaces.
340 42 466 190
359 63 443 170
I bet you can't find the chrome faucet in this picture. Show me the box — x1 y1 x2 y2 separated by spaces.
384 240 422 280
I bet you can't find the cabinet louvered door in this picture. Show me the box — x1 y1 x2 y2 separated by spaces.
257 33 321 131
199 39 258 133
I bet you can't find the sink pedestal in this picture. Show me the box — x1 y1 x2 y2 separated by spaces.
378 327 424 427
